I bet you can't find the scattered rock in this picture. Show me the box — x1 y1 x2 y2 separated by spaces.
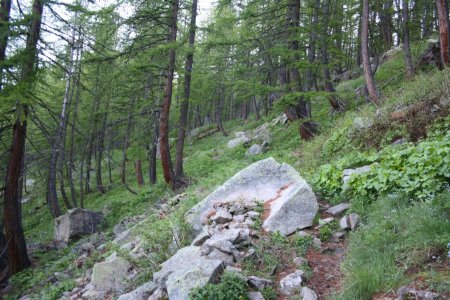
117 282 157 300
113 229 134 246
54 208 104 243
227 135 251 149
91 252 131 292
186 158 318 235
325 203 350 216
211 208 233 224
339 213 360 230
271 114 288 126
148 288 167 300
248 291 265 300
246 144 264 156
280 270 304 295
191 228 211 246
301 286 318 300
352 117 373 131
397 286 441 300
293 256 308 267
153 246 225 298
248 276 272 290
342 165 373 185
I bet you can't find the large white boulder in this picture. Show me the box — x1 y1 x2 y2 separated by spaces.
186 158 318 236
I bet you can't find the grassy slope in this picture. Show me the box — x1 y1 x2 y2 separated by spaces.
12 49 450 299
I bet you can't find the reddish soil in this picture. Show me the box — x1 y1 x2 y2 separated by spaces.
262 183 293 223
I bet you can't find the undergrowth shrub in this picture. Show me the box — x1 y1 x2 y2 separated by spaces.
189 272 249 300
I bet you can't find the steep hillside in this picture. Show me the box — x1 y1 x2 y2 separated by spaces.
7 51 450 300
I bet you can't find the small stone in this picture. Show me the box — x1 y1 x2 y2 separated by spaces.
248 291 265 300
208 249 234 265
191 228 211 246
148 288 166 300
112 229 133 246
313 237 322 248
211 208 233 224
293 256 308 267
301 287 318 300
280 270 304 295
117 282 157 300
348 213 360 230
233 215 245 223
325 203 350 216
248 276 273 290
298 231 310 237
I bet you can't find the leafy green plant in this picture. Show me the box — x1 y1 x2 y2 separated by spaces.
294 235 313 256
189 272 249 300
261 287 278 300
319 221 337 242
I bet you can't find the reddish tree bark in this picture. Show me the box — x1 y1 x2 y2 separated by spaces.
436 0 450 65
159 0 179 188
135 160 144 187
3 0 44 275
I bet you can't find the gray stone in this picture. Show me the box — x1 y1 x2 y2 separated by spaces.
211 208 233 224
113 229 134 246
54 208 104 242
113 223 127 237
207 249 234 265
342 165 373 185
326 203 350 216
81 289 105 300
117 282 157 300
280 270 304 295
153 246 224 297
248 276 273 290
186 158 318 236
248 291 265 300
227 136 251 149
91 252 131 292
301 287 318 300
191 228 211 246
317 217 335 227
246 144 264 156
148 288 166 300
340 213 360 230
353 117 373 131
271 114 288 126
293 256 308 267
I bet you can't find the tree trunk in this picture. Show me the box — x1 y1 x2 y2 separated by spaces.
135 160 144 187
436 0 450 66
121 97 136 185
402 0 414 79
3 0 43 275
362 0 380 104
159 0 179 189
321 0 343 111
96 102 109 194
379 0 393 50
149 109 159 185
216 89 228 137
47 26 77 215
0 0 11 91
175 0 198 179
84 65 101 194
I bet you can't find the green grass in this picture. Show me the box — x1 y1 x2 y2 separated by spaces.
335 194 450 300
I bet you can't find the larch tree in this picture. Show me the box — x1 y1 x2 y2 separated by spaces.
436 0 450 66
3 0 44 276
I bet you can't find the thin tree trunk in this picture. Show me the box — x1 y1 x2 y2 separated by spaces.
121 97 136 185
175 0 198 179
0 0 11 91
436 0 450 66
216 89 228 137
3 0 43 276
96 91 110 194
402 0 414 79
362 0 380 104
84 65 101 194
159 0 179 188
321 0 343 111
47 26 77 214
